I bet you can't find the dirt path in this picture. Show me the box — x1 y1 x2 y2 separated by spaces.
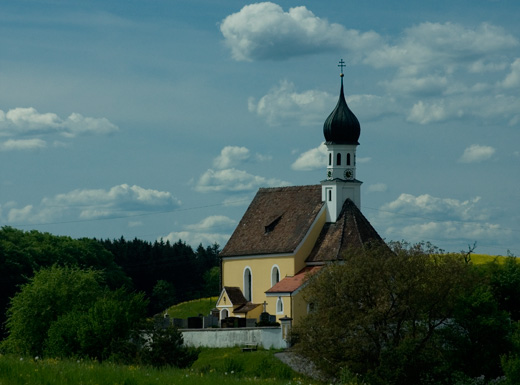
274 350 327 381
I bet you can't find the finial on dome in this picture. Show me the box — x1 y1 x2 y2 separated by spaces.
338 59 345 78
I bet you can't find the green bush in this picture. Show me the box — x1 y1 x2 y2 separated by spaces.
139 325 199 368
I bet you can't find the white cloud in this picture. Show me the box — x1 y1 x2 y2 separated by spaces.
195 168 291 193
223 195 253 207
407 100 452 124
382 75 448 96
185 215 236 232
162 231 230 248
220 2 380 61
213 146 251 169
3 184 181 223
248 80 332 126
381 193 487 222
0 107 119 147
364 22 517 74
292 143 327 171
368 183 388 193
407 94 520 126
249 80 396 126
374 193 509 251
162 215 236 247
0 138 47 151
62 113 119 137
499 58 520 89
459 144 496 163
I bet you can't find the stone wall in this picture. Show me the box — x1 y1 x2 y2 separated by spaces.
181 327 288 349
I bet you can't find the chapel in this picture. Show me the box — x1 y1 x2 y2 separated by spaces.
216 62 384 325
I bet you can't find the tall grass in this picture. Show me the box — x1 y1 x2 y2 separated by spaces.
0 349 321 385
165 297 218 319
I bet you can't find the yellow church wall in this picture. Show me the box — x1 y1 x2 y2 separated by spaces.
291 206 327 273
291 291 309 323
222 255 296 317
220 206 327 321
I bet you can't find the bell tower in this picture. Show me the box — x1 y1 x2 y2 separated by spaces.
321 60 362 222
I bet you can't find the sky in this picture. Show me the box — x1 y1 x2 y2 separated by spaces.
1 0 519 256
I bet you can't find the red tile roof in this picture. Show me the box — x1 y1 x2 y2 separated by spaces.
220 185 324 257
266 266 322 294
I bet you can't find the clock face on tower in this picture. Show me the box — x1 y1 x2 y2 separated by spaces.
344 168 354 180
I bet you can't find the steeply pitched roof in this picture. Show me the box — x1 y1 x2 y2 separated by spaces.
266 266 322 294
220 185 324 257
234 303 261 314
306 198 384 263
222 286 247 305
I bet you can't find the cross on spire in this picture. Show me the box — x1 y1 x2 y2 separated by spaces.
338 59 346 75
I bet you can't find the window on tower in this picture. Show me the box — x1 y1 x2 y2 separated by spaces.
328 153 332 166
337 153 341 165
347 153 351 165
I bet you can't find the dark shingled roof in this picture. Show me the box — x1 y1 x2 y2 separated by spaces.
306 198 384 263
234 303 261 314
223 286 247 305
220 185 324 257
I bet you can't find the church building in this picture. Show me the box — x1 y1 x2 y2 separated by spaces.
216 62 383 325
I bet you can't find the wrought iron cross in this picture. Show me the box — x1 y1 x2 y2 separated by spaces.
338 59 346 74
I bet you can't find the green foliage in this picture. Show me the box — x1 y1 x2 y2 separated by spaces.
139 324 199 368
1 266 147 361
0 226 130 338
442 284 512 379
2 265 104 356
501 322 520 385
294 241 474 384
203 266 221 297
100 238 221 311
489 257 520 321
0 352 315 385
192 347 299 380
150 279 177 314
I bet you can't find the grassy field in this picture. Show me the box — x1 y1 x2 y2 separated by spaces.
165 297 218 319
470 253 513 265
0 348 322 385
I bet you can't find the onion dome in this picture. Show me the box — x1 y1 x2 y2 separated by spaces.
323 72 360 145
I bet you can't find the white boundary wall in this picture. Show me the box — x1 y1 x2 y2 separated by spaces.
181 327 288 349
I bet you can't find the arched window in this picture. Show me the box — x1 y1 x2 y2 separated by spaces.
244 267 252 301
221 308 229 320
276 297 284 314
328 153 332 166
336 153 341 165
347 153 351 166
328 189 332 202
271 265 280 287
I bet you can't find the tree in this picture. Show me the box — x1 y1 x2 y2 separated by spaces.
1 266 147 360
139 324 199 368
150 280 176 315
203 266 221 297
294 241 473 385
2 265 103 356
0 227 131 339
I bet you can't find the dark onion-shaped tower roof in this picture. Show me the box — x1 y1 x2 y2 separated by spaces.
323 72 360 145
